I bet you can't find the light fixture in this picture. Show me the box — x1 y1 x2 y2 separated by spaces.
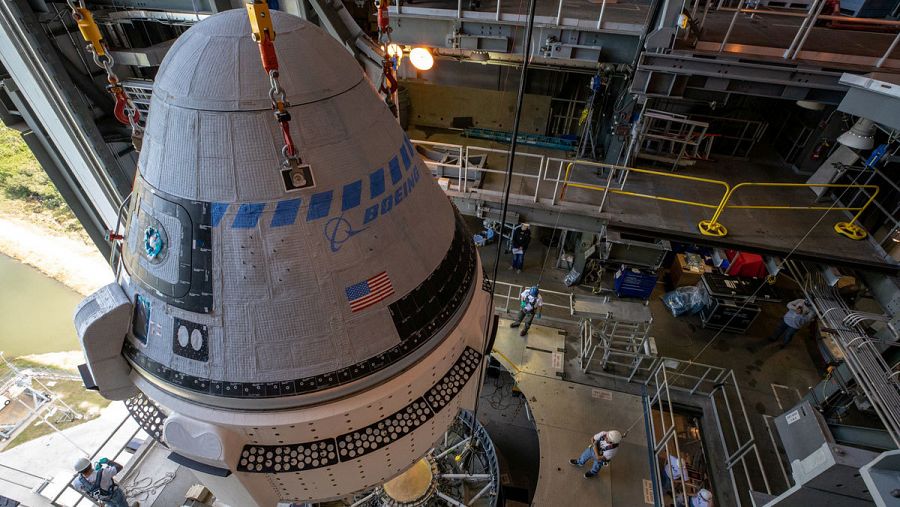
795 100 825 111
409 47 434 71
820 264 849 288
837 117 876 150
386 43 402 62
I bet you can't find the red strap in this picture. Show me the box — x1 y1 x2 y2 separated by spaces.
280 123 296 158
258 37 279 74
377 1 390 32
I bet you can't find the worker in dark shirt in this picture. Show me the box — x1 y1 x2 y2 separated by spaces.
510 223 531 273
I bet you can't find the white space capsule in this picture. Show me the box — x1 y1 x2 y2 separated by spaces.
74 9 490 505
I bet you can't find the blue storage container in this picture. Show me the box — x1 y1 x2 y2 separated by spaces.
614 266 658 299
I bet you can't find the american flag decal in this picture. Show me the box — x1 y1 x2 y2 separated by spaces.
345 272 395 312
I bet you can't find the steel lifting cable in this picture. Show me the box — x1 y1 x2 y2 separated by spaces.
246 0 311 187
65 0 143 149
467 0 539 468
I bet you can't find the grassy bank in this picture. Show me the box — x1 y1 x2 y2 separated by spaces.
0 124 84 234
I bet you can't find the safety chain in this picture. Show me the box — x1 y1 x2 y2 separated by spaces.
375 0 400 116
65 0 144 149
246 0 311 189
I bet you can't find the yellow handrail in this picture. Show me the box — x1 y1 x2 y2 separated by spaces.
560 161 732 211
558 161 881 241
698 182 881 240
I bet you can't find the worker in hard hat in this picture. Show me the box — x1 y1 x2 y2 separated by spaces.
569 429 621 478
678 488 713 507
71 456 132 507
510 286 543 336
661 453 687 494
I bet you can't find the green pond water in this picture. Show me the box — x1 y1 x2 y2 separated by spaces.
0 253 82 357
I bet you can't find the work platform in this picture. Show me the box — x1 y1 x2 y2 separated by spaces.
416 135 899 272
687 10 900 71
490 318 652 506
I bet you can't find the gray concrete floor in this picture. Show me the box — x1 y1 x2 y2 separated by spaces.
472 218 827 499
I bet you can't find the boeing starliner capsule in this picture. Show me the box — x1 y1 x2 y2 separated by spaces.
74 9 490 505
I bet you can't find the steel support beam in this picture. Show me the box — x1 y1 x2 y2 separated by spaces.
0 0 131 243
632 51 848 103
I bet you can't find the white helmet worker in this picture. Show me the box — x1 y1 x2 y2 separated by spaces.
605 430 622 444
73 457 92 473
699 489 712 501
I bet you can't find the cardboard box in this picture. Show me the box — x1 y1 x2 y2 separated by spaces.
670 253 713 287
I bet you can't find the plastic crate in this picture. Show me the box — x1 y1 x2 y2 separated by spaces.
614 266 658 299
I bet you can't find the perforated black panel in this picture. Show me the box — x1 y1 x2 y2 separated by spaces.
124 392 168 447
239 440 339 473
235 346 483 473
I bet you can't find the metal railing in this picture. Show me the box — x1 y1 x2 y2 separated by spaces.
645 360 771 506
464 146 545 202
698 182 881 240
703 0 900 69
391 0 652 32
559 160 732 212
491 281 572 315
413 140 884 242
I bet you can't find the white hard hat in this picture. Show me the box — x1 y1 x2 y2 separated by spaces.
699 489 712 500
73 457 92 473
606 430 622 444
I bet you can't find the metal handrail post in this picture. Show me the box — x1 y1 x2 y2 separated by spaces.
556 0 564 25
596 0 607 29
457 146 464 192
598 164 615 213
457 0 463 19
552 160 563 205
790 0 826 59
496 0 501 21
718 0 744 53
690 365 712 395
533 155 544 202
877 31 900 68
783 0 821 58
709 397 743 505
463 145 470 193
